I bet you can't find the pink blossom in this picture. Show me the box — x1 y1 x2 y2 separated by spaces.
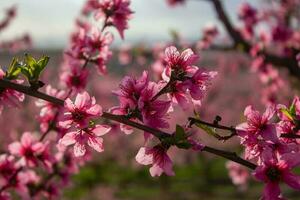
0 154 16 183
8 132 46 167
60 61 89 92
182 68 217 101
226 161 250 189
138 82 171 131
163 46 199 80
163 46 217 107
113 72 171 137
58 125 111 157
237 105 277 142
238 3 258 27
135 146 174 177
36 85 66 132
66 28 113 75
272 25 292 43
253 152 300 199
92 0 133 39
59 91 102 129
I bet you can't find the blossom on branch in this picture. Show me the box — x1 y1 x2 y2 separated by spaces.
135 146 174 177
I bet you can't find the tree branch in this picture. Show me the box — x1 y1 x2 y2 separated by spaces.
0 78 257 170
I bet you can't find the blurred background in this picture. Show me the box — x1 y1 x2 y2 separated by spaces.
0 0 299 199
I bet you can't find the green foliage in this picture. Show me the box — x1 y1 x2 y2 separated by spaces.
21 54 49 89
5 58 22 80
161 125 192 149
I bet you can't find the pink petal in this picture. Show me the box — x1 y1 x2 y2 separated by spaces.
149 164 164 177
86 104 102 116
282 172 300 190
163 156 175 176
180 48 198 66
165 46 179 62
260 124 278 143
8 142 22 155
59 132 77 146
75 92 90 109
253 165 267 181
58 119 73 128
32 142 45 154
87 137 104 152
120 124 133 135
73 142 86 157
244 105 254 117
280 152 300 168
135 147 153 165
21 132 34 147
262 105 275 122
262 182 281 200
93 125 111 136
64 98 75 111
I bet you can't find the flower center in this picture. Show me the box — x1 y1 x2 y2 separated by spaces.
266 166 281 182
71 76 81 87
72 110 85 122
24 148 35 159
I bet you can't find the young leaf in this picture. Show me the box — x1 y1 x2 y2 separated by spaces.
6 58 21 80
175 125 186 141
280 108 293 121
175 141 192 149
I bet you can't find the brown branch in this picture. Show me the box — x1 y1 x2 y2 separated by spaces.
201 0 300 79
0 79 257 170
202 146 256 169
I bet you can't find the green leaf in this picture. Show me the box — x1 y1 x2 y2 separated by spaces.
25 53 37 68
6 58 21 80
36 56 49 75
175 125 186 141
195 122 218 137
20 54 50 88
280 108 293 121
175 141 192 149
289 103 296 117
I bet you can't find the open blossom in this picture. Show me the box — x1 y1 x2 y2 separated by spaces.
163 46 199 81
237 105 277 142
59 91 102 129
272 25 292 43
91 0 133 39
112 71 171 137
238 3 258 27
0 68 24 114
163 46 217 107
182 68 217 101
67 28 113 75
0 154 16 183
60 61 89 92
138 82 171 130
36 85 66 132
253 152 300 199
8 132 46 167
59 125 111 157
135 146 174 177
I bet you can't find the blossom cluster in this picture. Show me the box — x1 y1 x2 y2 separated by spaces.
0 0 299 199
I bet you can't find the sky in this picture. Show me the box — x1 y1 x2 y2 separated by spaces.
0 0 259 49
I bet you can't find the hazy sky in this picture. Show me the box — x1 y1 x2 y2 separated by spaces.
0 0 259 49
